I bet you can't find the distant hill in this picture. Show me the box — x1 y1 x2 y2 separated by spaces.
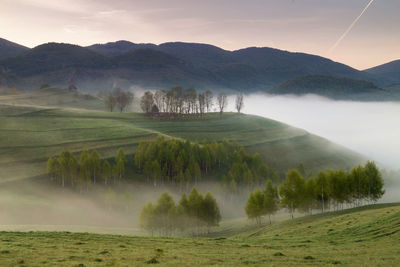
0 38 390 96
0 38 29 60
364 60 400 85
268 75 391 100
87 40 156 56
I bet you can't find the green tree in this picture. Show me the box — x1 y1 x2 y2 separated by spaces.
316 171 329 212
154 192 176 235
279 169 305 219
102 160 111 185
90 150 101 184
364 161 385 203
245 189 264 224
264 180 279 224
201 192 221 233
139 202 155 235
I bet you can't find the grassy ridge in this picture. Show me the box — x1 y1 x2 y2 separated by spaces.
0 89 364 183
0 204 398 266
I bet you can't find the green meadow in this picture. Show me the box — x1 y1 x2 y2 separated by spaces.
0 204 399 266
0 87 363 183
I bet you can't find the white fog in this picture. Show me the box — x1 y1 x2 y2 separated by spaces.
233 93 400 170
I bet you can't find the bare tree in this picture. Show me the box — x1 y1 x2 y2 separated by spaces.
217 93 228 115
140 91 154 113
198 93 205 116
235 93 244 113
205 90 213 112
105 94 117 112
154 90 164 112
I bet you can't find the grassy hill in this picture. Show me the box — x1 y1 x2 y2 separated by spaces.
268 75 395 100
0 87 104 110
0 203 398 266
0 88 364 183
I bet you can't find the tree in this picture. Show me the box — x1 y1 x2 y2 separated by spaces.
105 94 117 112
264 180 279 224
102 160 111 185
245 189 264 224
116 91 134 112
204 90 213 112
79 149 91 191
364 161 385 202
235 93 244 113
90 150 101 184
188 187 204 230
279 169 305 219
140 91 154 113
316 171 329 212
154 192 176 235
217 93 228 114
201 192 221 233
139 202 155 235
301 177 317 214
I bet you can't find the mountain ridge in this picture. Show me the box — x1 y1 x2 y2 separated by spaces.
0 38 394 97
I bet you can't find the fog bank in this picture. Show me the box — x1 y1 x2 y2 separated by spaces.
234 93 400 169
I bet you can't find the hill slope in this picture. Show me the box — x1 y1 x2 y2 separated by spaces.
0 91 364 183
269 75 391 100
365 59 400 85
0 204 398 266
0 38 383 93
0 38 29 60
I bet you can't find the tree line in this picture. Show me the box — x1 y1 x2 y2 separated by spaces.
246 161 385 223
134 136 274 191
140 87 244 115
46 148 127 190
139 188 221 236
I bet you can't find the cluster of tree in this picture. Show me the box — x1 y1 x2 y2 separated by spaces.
46 148 127 190
134 137 272 191
104 87 134 112
221 147 277 194
245 180 279 225
246 161 385 223
139 188 221 236
140 87 244 115
140 87 215 115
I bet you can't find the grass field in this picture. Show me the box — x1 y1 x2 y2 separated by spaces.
0 203 399 266
0 88 364 183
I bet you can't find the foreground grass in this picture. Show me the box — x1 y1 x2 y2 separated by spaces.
0 204 399 266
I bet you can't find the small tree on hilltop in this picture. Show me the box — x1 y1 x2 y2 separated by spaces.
235 93 244 113
141 91 154 113
217 93 228 115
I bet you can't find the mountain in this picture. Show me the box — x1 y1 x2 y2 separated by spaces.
0 38 29 60
87 40 156 56
87 41 377 90
0 38 390 95
268 75 391 100
364 60 400 85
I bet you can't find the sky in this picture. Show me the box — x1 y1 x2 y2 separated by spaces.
1 0 399 69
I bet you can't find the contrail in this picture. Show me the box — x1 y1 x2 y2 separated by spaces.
328 0 375 54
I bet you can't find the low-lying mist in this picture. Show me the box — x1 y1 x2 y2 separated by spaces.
232 93 400 170
0 181 245 234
